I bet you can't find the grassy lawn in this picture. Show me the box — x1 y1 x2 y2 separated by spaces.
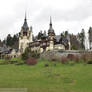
0 59 91 92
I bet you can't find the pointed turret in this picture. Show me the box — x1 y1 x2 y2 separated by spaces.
50 16 52 27
48 16 55 36
22 13 29 32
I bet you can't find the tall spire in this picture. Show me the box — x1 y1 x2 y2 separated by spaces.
22 12 29 31
50 16 52 27
24 12 27 21
48 16 55 35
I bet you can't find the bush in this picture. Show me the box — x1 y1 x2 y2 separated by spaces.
9 60 18 64
4 56 11 60
87 60 92 64
72 55 80 63
67 54 75 61
81 54 87 63
51 58 57 62
44 64 49 67
26 57 37 65
81 53 92 64
61 57 68 64
67 54 80 63
10 57 24 64
22 47 40 60
16 63 24 65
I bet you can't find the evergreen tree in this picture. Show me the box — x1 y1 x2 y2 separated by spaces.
3 34 19 48
77 29 85 50
6 34 13 47
65 31 69 37
12 34 18 45
61 32 65 38
37 31 43 39
88 27 92 49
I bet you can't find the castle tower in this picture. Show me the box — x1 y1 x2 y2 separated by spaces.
66 34 71 50
48 17 55 50
48 16 55 37
19 14 33 53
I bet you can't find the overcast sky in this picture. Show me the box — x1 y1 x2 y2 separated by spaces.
0 0 92 41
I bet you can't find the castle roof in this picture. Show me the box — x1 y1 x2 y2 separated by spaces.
48 17 55 34
22 14 29 32
54 35 61 42
54 35 69 47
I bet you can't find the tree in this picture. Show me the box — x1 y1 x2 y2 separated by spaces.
12 35 18 43
77 29 85 50
21 47 40 60
6 34 13 47
88 27 92 49
3 34 19 48
0 39 3 47
61 33 64 38
65 31 69 38
37 31 43 39
12 34 19 49
61 31 69 38
70 34 83 50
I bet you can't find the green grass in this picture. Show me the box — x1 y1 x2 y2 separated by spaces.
10 57 24 63
0 59 7 63
0 59 91 92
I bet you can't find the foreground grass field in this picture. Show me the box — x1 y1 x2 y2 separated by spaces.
0 59 92 92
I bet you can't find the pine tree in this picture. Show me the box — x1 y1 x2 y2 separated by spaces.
6 34 13 47
88 27 92 49
77 29 85 50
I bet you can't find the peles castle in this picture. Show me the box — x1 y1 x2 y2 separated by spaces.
19 15 71 54
0 15 71 58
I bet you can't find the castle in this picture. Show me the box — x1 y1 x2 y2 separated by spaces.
19 15 71 54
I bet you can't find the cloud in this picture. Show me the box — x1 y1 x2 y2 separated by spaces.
35 0 92 22
0 0 92 41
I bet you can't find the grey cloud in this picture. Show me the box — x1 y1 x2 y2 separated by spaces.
0 0 92 40
35 1 92 22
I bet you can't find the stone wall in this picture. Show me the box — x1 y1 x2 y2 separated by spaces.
40 50 92 61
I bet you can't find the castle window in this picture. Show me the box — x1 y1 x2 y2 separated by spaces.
23 32 27 36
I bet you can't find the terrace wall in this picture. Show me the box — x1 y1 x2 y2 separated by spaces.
40 50 92 61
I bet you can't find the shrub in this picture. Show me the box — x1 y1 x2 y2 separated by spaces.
16 63 24 65
67 54 80 63
53 63 56 66
4 56 11 60
22 47 40 60
21 53 28 60
10 60 18 64
44 64 49 67
61 57 68 64
81 53 92 64
67 54 75 61
26 57 37 65
87 53 92 61
87 60 92 64
81 54 87 63
73 55 80 63
51 58 57 62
